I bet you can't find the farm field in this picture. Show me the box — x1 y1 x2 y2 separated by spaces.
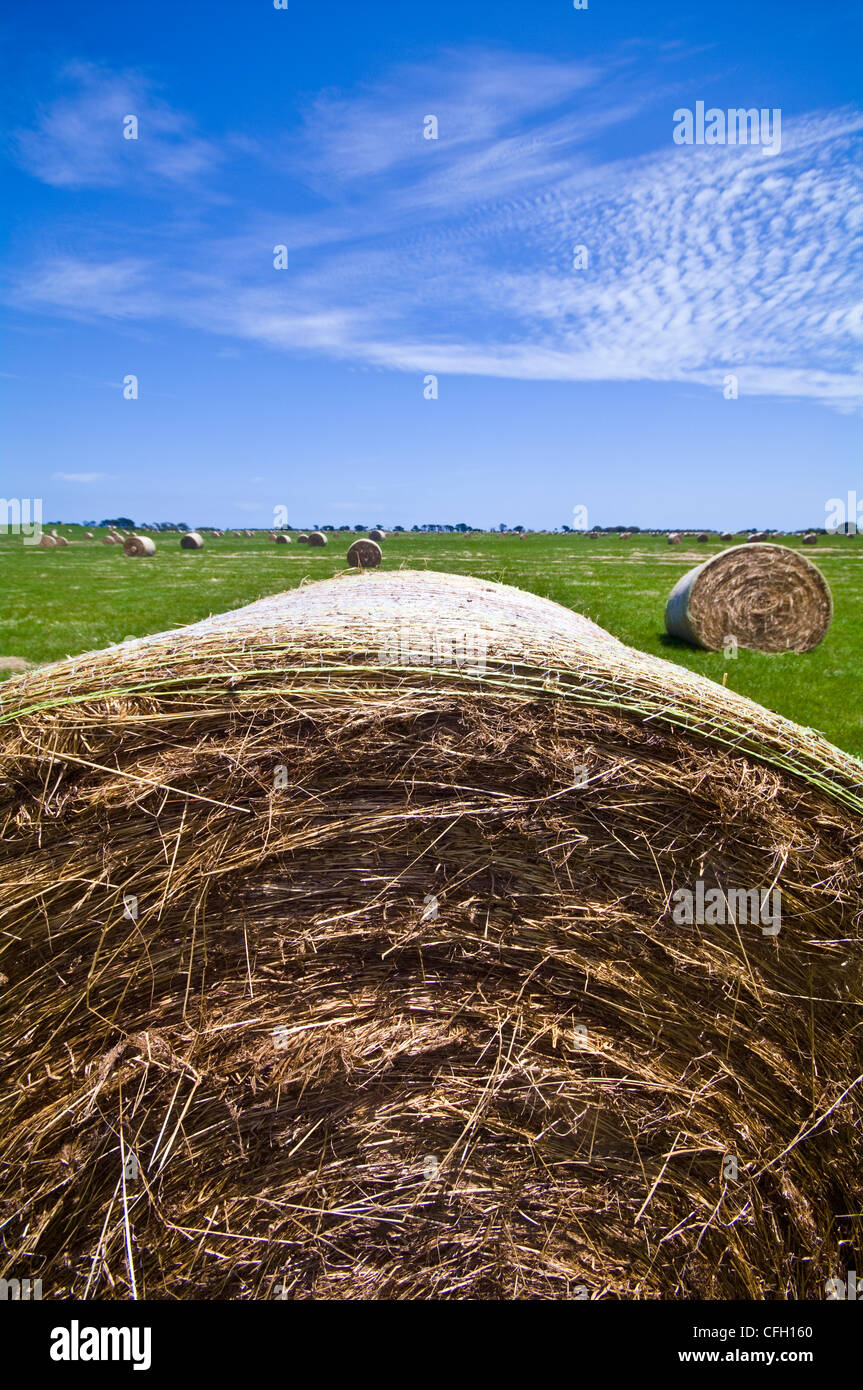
2 526 862 760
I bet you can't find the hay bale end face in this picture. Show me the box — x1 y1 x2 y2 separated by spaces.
665 543 832 652
696 532 709 543
275 534 291 545
123 535 157 557
802 532 818 545
1 570 860 1301
346 537 382 568
296 533 309 543
307 531 327 546
667 532 681 545
368 528 386 542
180 532 204 550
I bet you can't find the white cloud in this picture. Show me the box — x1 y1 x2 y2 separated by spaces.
51 472 119 482
14 61 220 190
10 52 863 410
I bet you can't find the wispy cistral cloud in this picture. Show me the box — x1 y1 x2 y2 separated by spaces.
51 472 120 483
14 61 221 190
8 51 863 409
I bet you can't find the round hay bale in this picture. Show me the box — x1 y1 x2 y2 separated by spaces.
802 532 818 545
346 537 382 568
84 531 94 539
307 531 327 546
696 532 709 543
123 535 156 557
275 534 291 545
665 543 832 652
719 531 733 541
747 531 768 543
54 535 70 547
180 532 204 550
1 570 860 1301
296 533 309 544
101 535 118 546
368 529 386 542
620 531 632 540
37 534 57 549
667 532 681 545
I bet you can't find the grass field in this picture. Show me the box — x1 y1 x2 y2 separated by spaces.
2 526 862 760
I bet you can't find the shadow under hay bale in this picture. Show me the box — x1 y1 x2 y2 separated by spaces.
665 543 832 652
0 571 860 1300
346 537 382 568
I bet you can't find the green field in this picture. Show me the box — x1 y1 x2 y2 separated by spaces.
2 527 862 760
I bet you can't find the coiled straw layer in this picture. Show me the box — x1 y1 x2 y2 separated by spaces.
665 543 832 653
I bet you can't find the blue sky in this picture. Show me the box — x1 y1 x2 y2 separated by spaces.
2 0 861 530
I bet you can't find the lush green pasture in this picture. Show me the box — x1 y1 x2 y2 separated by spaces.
2 527 862 759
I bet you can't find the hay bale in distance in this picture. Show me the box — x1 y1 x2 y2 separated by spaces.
180 532 204 550
667 532 681 545
101 535 118 546
123 535 157 557
0 570 860 1301
346 537 382 568
37 534 57 549
296 533 309 544
620 531 632 540
275 534 291 545
84 531 94 539
719 531 733 541
307 531 327 546
696 532 709 543
665 543 832 652
368 529 386 542
747 531 768 543
802 532 818 545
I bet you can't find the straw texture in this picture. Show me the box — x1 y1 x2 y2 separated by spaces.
665 544 833 653
0 571 860 1300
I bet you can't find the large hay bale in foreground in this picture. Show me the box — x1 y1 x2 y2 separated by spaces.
180 532 204 550
665 544 832 652
346 537 382 568
0 571 860 1301
123 535 156 557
